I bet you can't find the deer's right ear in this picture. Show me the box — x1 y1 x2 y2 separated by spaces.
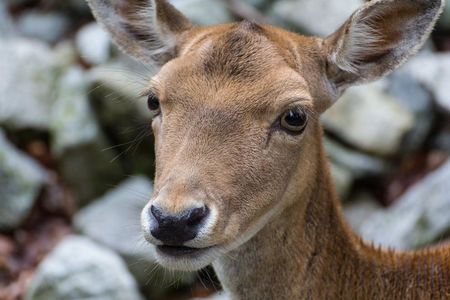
86 0 192 66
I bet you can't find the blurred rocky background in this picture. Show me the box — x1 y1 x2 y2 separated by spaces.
1 0 450 299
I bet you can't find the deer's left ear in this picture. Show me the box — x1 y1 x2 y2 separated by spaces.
86 0 193 67
324 0 444 92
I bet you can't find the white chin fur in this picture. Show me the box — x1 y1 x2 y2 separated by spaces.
153 246 219 271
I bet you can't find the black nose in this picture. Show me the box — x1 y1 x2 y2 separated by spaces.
150 205 209 245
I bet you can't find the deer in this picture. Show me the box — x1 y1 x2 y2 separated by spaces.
86 0 450 298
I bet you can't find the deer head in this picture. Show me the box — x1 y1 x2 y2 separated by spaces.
87 0 444 271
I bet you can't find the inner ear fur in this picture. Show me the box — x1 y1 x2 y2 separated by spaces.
324 0 444 91
86 0 192 66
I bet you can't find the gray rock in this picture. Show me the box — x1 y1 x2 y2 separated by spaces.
322 84 414 156
401 53 450 113
359 158 450 249
385 73 434 152
344 192 382 232
324 138 392 179
0 2 16 38
170 0 234 25
0 130 48 230
432 131 450 152
74 177 195 297
51 67 100 154
87 62 156 175
3 0 33 5
52 67 123 206
0 39 58 130
17 10 70 43
76 23 112 65
329 162 353 200
437 0 450 30
196 292 229 300
24 235 143 300
87 61 152 119
243 0 271 9
74 177 152 258
270 0 361 36
53 40 79 70
58 0 92 16
0 39 76 130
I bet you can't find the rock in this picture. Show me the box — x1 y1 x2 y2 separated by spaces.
53 41 79 70
324 138 392 179
87 62 156 176
57 0 92 16
359 158 450 249
76 23 111 65
52 67 123 206
343 192 383 232
0 39 76 131
385 73 434 152
197 292 229 300
51 67 100 154
74 177 195 297
0 2 16 38
74 177 151 258
322 84 414 156
24 235 143 300
437 0 450 30
17 10 70 43
87 57 153 118
0 130 48 230
432 130 450 152
401 53 450 113
329 162 353 200
243 0 270 9
270 0 361 36
4 0 33 5
170 0 234 25
0 39 59 130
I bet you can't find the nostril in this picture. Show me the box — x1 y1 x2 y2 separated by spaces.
150 205 164 223
186 206 209 227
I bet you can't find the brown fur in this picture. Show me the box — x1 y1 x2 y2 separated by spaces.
214 134 450 299
86 0 449 299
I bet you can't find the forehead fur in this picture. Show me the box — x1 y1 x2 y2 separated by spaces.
175 21 303 82
154 20 329 112
201 21 280 79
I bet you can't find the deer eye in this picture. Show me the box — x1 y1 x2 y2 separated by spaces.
280 108 308 134
147 93 160 114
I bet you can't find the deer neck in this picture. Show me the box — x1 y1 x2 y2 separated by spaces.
213 144 357 299
213 144 450 300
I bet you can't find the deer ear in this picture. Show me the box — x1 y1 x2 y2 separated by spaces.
86 0 192 66
324 0 444 91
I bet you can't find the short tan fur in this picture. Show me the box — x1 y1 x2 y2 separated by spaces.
87 0 449 298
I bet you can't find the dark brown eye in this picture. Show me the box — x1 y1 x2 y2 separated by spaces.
280 108 308 134
147 93 160 112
